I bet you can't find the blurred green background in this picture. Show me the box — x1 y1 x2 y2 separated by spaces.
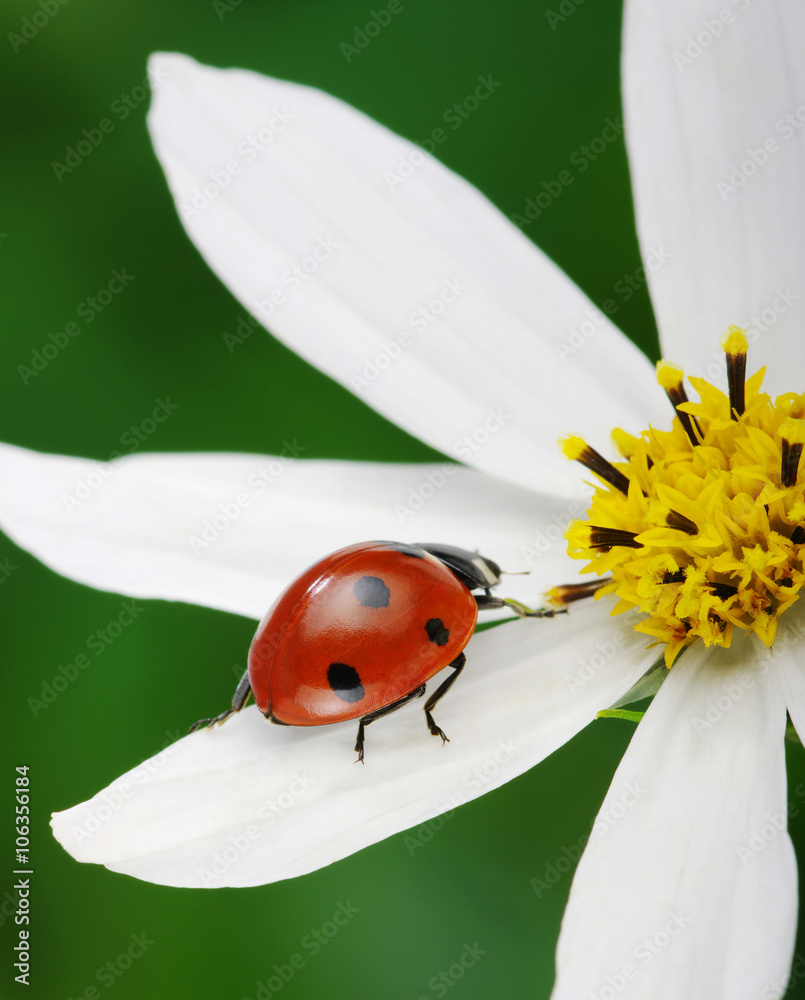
2 1 804 998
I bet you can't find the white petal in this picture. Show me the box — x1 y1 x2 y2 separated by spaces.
770 600 805 742
147 52 664 498
623 1 805 392
0 442 581 619
553 635 796 1000
51 598 657 888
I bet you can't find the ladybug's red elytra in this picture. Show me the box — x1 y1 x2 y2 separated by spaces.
190 541 558 761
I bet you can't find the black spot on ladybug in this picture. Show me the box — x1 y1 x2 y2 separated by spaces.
425 618 450 646
376 541 425 559
327 663 366 703
353 575 391 608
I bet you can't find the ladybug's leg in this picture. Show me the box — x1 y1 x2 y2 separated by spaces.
475 594 563 618
354 684 426 763
423 652 465 744
189 669 253 733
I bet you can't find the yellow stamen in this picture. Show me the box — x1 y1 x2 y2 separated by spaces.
720 324 749 418
781 418 805 488
559 435 631 495
656 361 701 445
611 428 641 460
781 417 805 445
547 578 612 607
719 325 749 357
560 327 805 663
655 360 685 393
560 435 587 462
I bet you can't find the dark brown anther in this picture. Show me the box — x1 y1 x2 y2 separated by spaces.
663 382 702 447
588 526 643 551
781 438 803 489
666 510 698 536
550 578 612 604
725 351 746 419
574 444 631 495
720 327 748 419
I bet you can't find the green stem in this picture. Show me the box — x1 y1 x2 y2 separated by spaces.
596 708 645 724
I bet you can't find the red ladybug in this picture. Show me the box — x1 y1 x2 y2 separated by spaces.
191 541 556 761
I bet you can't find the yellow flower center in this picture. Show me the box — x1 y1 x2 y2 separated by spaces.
554 326 805 667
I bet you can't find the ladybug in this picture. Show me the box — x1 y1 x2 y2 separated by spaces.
191 541 557 761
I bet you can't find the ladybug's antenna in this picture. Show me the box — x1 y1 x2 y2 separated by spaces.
499 569 531 576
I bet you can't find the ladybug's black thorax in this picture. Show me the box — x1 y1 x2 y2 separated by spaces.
415 543 501 593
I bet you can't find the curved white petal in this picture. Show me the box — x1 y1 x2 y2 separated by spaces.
147 52 665 498
0 442 582 619
51 598 658 888
553 634 796 1000
623 1 805 393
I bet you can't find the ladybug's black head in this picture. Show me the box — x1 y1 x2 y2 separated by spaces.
416 543 502 593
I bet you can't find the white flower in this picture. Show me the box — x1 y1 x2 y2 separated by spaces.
1 2 804 997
